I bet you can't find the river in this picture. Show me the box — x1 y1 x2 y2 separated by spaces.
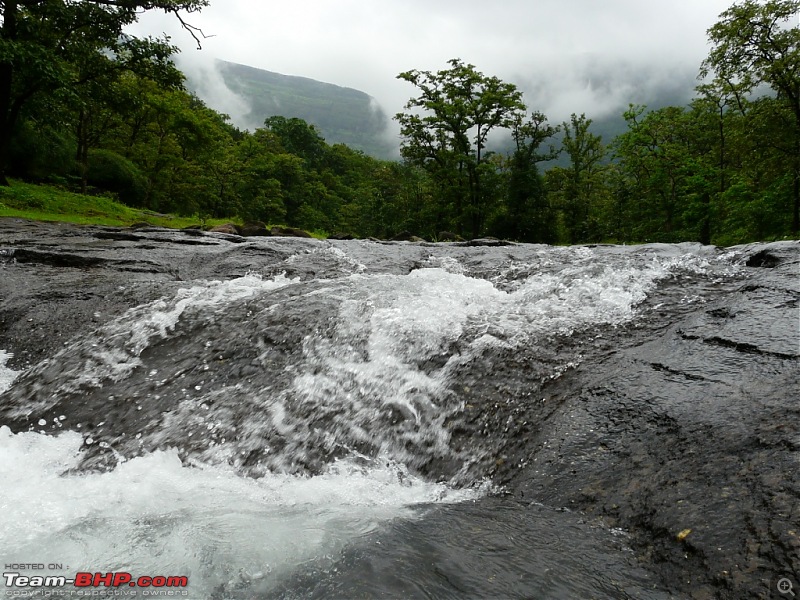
0 220 797 599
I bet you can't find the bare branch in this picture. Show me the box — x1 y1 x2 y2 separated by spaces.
167 7 213 50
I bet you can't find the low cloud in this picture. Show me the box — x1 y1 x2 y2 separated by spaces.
130 0 733 139
173 53 258 130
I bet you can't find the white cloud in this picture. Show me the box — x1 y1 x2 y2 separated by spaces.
128 0 734 127
173 53 257 128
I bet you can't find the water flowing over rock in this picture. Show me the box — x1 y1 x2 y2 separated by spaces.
0 218 797 599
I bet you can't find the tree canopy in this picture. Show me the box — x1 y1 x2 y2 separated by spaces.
1 0 797 246
395 59 527 237
702 0 800 232
0 0 208 183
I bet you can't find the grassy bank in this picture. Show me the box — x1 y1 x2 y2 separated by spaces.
0 181 229 229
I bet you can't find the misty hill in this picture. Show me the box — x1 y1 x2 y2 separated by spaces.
190 60 696 166
211 60 395 159
532 85 697 169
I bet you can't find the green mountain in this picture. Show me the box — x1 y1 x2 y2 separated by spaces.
212 60 395 159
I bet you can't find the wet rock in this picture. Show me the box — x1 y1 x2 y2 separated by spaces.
270 226 313 238
209 223 241 235
745 248 783 268
180 227 204 237
0 218 796 600
93 231 143 242
456 237 514 247
492 247 800 599
239 221 270 236
438 231 464 242
10 248 106 268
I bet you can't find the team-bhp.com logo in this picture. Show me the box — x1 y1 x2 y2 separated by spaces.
4 572 188 589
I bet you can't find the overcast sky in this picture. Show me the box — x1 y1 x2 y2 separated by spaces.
129 0 735 129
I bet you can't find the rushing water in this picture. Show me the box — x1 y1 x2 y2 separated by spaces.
0 239 770 598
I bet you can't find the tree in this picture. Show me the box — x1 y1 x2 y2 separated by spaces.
614 106 694 241
0 0 208 184
495 111 559 242
717 94 798 241
702 0 800 232
67 41 184 195
264 116 328 169
547 114 607 243
395 59 526 237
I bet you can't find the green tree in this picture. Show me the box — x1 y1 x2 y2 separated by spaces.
547 114 607 243
719 94 798 241
69 46 184 195
614 106 691 241
494 111 559 242
264 116 328 169
702 0 800 232
0 0 208 184
691 82 738 244
395 59 526 237
230 128 293 224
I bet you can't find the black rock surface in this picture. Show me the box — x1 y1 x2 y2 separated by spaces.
0 218 797 599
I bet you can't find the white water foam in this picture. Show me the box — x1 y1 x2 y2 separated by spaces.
0 249 732 598
0 425 479 597
0 247 736 598
134 253 696 483
286 244 368 274
0 349 19 394
4 251 725 481
86 272 297 381
281 257 692 471
11 273 298 417
11 252 712 473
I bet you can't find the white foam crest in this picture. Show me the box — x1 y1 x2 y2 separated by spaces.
5 251 723 484
301 258 675 389
277 256 705 475
486 254 720 341
419 255 467 275
0 426 479 596
22 274 297 405
111 273 296 357
365 269 501 362
321 245 368 273
0 349 19 394
274 269 504 470
286 245 367 274
500 262 664 338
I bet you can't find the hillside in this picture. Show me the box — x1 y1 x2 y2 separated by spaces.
211 60 396 159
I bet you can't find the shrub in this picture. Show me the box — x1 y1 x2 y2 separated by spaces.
86 149 148 207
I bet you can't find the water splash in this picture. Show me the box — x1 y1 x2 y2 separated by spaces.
0 242 753 599
1 248 736 483
0 349 19 394
0 425 481 597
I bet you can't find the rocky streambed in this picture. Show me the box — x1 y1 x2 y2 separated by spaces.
0 217 797 599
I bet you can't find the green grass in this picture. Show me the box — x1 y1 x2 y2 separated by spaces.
0 180 233 229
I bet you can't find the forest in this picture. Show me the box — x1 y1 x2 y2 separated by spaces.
0 0 797 245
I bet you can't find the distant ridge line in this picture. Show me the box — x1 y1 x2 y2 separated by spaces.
216 59 374 99
203 59 395 159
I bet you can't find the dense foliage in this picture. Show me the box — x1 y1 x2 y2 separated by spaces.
1 0 797 244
